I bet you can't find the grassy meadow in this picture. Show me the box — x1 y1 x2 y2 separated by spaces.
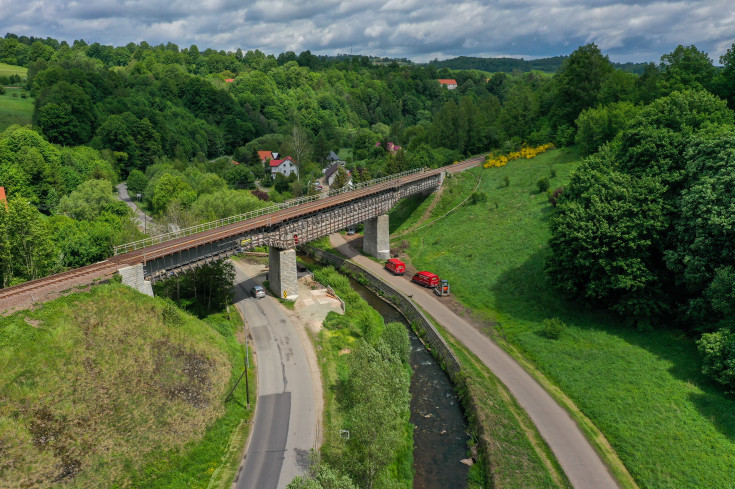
0 62 27 79
0 87 33 132
393 149 735 489
0 283 254 489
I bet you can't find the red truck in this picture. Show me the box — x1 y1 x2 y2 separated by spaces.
385 258 406 275
411 271 440 288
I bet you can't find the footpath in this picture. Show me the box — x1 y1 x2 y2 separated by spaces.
328 233 620 489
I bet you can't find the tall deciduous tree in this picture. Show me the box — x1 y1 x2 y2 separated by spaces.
550 43 614 133
659 45 716 94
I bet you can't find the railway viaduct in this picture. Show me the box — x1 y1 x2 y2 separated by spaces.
0 156 484 314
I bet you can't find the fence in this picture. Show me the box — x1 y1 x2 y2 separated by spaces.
302 246 461 376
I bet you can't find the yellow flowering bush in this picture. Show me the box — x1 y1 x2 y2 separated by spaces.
483 143 555 169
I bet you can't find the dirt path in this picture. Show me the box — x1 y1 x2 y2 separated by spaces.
329 233 620 489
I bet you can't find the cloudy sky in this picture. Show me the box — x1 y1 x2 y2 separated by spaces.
1 0 734 64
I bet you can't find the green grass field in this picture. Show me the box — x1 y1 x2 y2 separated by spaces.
396 149 735 489
0 87 33 132
0 62 27 79
0 283 253 489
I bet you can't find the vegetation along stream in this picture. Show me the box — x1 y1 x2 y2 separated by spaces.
301 253 470 489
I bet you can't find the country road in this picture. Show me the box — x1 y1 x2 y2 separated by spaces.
329 233 620 489
115 182 157 233
232 260 327 489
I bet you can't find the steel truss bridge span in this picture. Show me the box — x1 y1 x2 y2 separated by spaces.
0 155 484 314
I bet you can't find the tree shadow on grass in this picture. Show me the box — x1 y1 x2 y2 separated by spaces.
689 389 735 441
490 248 735 442
389 195 428 234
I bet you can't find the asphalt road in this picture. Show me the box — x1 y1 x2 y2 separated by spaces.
329 233 620 489
115 182 157 234
233 261 320 489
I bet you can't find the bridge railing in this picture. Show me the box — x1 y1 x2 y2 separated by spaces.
113 167 428 255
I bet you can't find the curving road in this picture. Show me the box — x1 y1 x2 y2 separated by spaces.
329 233 620 489
115 182 157 234
232 260 321 489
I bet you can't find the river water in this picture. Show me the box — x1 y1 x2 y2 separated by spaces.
338 272 470 489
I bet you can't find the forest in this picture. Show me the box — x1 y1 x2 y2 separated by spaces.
2 33 735 392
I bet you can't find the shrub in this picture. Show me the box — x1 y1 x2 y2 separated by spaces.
251 189 270 201
548 187 564 206
537 177 550 193
550 168 557 178
469 191 487 205
503 175 510 187
697 328 735 392
540 317 566 339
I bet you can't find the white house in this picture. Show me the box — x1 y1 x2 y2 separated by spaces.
438 78 458 90
270 156 299 179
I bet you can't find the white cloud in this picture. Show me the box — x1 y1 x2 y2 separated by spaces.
0 0 733 63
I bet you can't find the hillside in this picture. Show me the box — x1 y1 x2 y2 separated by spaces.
392 149 735 489
0 283 251 489
427 55 650 74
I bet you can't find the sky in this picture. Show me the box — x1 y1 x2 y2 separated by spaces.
1 0 734 64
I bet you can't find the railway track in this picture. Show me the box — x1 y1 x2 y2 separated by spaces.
0 155 486 314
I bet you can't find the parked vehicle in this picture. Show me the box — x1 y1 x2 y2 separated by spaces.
434 279 450 296
385 258 406 275
346 227 356 235
250 285 265 298
411 271 440 288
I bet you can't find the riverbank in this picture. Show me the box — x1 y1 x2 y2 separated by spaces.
300 252 471 488
304 243 570 489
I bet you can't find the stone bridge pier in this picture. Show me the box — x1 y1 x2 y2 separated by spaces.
363 214 390 260
269 247 298 301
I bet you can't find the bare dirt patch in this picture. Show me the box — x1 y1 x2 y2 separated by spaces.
154 339 216 409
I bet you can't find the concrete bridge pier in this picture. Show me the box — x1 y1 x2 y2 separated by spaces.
363 214 390 260
268 247 298 301
118 264 154 297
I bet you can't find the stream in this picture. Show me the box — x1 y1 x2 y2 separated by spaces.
301 255 469 488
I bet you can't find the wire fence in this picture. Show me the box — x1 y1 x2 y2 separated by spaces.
113 167 427 255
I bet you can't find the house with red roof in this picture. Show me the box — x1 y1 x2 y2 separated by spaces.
375 141 402 153
0 187 6 209
258 151 279 163
438 79 458 89
224 78 235 83
269 156 299 179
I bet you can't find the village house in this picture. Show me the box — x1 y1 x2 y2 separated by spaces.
324 163 353 189
327 151 343 164
258 151 279 163
375 141 402 153
438 78 458 89
269 156 299 179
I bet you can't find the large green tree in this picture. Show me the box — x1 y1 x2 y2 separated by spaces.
659 45 717 95
550 43 614 132
547 156 669 325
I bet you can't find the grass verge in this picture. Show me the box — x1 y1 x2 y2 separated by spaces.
400 147 735 489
